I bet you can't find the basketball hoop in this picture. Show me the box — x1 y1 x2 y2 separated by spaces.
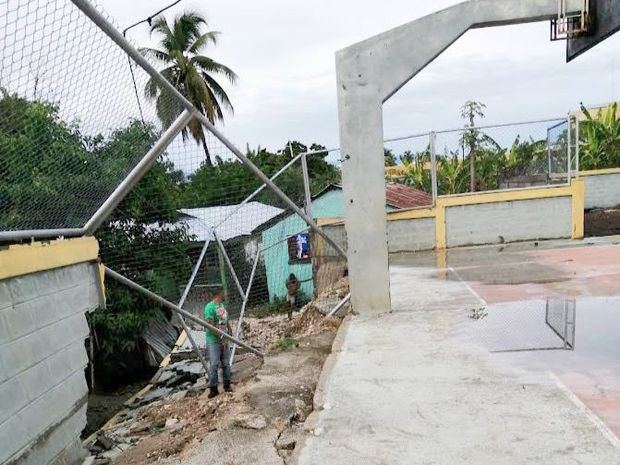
551 0 591 40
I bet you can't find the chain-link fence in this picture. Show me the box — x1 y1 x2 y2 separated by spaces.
0 0 351 374
0 0 184 235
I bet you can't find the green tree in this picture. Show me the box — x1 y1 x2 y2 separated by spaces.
141 11 238 167
460 100 487 192
580 102 620 170
183 141 341 209
384 148 397 166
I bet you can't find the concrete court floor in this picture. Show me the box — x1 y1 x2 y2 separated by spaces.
297 237 620 464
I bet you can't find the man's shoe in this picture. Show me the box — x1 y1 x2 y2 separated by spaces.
208 387 219 398
224 383 233 393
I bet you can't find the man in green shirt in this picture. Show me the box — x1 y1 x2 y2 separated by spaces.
204 288 232 398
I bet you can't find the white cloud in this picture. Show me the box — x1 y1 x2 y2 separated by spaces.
101 0 619 151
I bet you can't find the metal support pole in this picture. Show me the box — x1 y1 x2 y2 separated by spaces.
104 266 263 357
214 231 245 299
85 110 194 233
567 115 573 181
300 150 313 218
213 152 304 230
196 119 348 260
325 293 351 318
575 117 580 175
176 238 212 379
429 132 438 205
70 0 346 260
230 248 261 364
0 227 86 242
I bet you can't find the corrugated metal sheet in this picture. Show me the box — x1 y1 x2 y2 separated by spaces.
179 202 284 242
385 183 433 209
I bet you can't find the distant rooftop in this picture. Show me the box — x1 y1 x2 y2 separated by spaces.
385 182 432 209
178 202 284 242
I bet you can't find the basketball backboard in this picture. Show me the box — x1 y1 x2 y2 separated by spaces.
567 0 620 62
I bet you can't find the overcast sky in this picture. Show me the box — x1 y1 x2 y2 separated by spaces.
101 0 620 153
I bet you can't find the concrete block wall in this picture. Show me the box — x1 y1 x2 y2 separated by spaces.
322 216 436 255
445 197 572 248
584 172 620 209
0 262 101 465
387 218 435 252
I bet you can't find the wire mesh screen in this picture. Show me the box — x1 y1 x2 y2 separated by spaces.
383 134 434 207
98 134 347 324
547 120 570 182
471 298 576 352
0 0 180 232
430 119 568 195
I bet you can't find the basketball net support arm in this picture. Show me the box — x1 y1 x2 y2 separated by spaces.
336 0 585 315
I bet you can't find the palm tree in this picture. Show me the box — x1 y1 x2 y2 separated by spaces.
141 12 237 166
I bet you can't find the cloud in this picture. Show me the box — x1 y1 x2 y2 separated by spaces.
100 1 620 152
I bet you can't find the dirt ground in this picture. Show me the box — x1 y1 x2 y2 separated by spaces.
98 308 342 465
585 208 620 237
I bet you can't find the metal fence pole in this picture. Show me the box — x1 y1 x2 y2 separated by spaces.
104 266 263 357
567 115 573 181
300 149 313 218
175 237 212 379
213 231 245 299
84 110 194 233
325 293 351 318
575 117 580 174
196 118 348 260
0 227 86 242
429 132 438 205
230 248 261 364
212 152 304 230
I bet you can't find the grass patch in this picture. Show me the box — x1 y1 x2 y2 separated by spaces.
271 336 297 351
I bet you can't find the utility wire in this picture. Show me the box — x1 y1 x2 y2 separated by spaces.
122 0 182 127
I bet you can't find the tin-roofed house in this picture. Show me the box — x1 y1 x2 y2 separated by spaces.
173 201 283 317
254 183 432 303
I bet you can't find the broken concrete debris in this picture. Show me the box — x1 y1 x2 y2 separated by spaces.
83 281 348 465
233 413 268 430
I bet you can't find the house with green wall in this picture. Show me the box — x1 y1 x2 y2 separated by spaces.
257 183 432 302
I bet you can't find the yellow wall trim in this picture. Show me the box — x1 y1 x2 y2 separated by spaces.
578 167 620 177
317 217 345 226
0 237 99 280
387 207 435 221
571 177 585 239
437 184 573 207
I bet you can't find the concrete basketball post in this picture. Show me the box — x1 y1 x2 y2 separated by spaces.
336 0 584 315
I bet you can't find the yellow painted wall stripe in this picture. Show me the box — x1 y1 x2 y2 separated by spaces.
387 207 435 221
571 177 585 239
0 237 99 280
578 167 620 177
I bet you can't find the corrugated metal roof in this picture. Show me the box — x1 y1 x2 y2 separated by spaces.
384 182 433 209
178 202 284 242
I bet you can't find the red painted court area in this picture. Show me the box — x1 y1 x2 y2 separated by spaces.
452 242 620 437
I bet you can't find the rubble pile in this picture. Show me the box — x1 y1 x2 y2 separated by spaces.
83 281 349 465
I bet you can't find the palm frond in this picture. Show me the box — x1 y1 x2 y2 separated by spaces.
202 72 234 113
173 12 207 51
191 55 238 84
139 47 172 64
189 31 220 54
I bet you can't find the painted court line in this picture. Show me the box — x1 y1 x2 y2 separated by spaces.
448 266 486 306
549 372 620 451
